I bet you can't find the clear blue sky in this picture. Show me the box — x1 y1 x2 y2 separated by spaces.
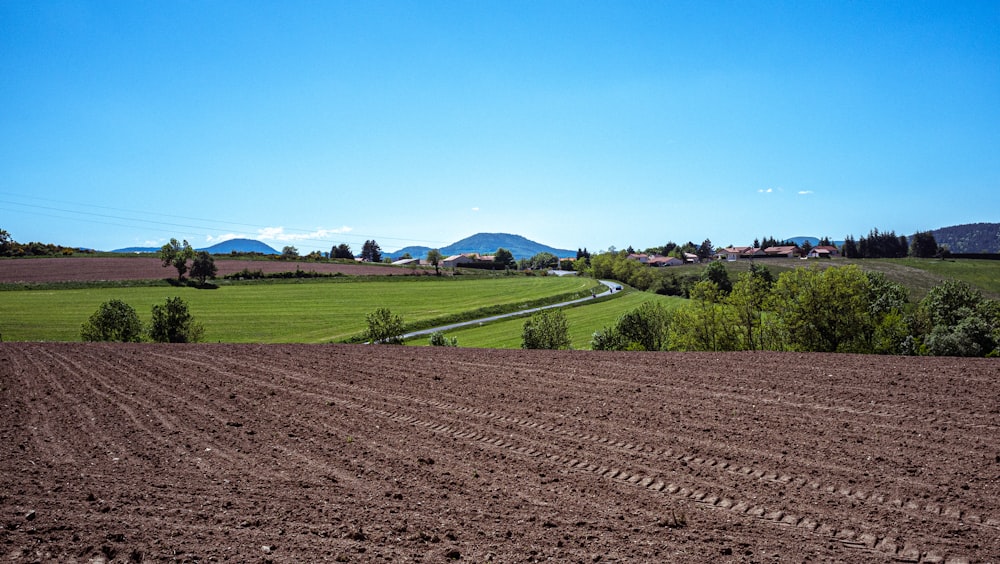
2 1 998 254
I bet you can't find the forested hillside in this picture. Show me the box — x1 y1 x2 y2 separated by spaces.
932 222 1000 253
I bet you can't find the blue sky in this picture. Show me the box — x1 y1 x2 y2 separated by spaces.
2 1 998 254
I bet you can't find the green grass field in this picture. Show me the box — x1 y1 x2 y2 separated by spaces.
411 290 687 349
0 276 601 343
714 257 1000 300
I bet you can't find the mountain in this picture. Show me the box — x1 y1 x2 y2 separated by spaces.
386 233 577 261
200 238 279 255
112 238 279 255
930 223 1000 253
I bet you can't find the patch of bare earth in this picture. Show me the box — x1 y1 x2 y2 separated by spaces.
0 257 422 283
1 344 997 562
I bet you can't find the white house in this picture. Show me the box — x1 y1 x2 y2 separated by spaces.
442 254 476 268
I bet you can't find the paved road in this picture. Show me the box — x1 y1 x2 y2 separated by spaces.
401 279 621 341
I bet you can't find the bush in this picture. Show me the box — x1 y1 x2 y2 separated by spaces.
365 307 405 344
149 297 204 343
429 331 458 347
522 309 570 350
81 299 143 342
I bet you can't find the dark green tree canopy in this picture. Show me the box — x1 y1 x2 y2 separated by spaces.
159 238 194 280
331 243 354 259
81 299 143 342
190 251 218 285
909 231 939 258
361 240 382 262
493 248 516 269
701 261 732 295
149 297 204 343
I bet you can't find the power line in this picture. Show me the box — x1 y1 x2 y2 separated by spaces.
0 192 452 248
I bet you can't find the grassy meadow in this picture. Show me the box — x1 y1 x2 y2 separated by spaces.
412 290 686 349
0 276 601 343
2 256 996 347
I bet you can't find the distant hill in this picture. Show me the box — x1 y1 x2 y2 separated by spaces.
386 233 577 261
931 223 1000 253
112 238 279 255
201 238 279 255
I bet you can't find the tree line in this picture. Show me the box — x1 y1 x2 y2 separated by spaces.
590 264 998 357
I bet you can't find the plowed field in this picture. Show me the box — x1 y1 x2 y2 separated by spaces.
0 258 418 283
2 344 998 562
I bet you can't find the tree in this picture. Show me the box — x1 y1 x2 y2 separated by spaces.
522 309 570 350
159 238 195 280
494 248 516 269
427 249 443 275
331 243 354 260
602 301 671 351
768 266 871 353
701 261 732 295
800 240 813 255
669 280 738 351
726 270 771 351
190 251 218 285
149 297 203 343
365 307 404 344
281 246 299 259
81 299 143 342
909 231 939 258
916 280 999 357
0 229 12 256
527 252 558 271
361 240 382 262
841 235 859 259
697 239 714 261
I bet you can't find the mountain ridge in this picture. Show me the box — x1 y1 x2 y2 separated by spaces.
386 233 576 261
112 238 279 255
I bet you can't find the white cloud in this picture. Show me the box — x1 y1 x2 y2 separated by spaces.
471 207 480 212
258 226 353 242
205 233 246 243
757 188 774 194
798 190 814 195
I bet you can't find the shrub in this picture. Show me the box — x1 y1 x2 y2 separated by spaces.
429 331 458 347
81 299 143 342
365 307 405 344
149 297 204 343
522 309 570 350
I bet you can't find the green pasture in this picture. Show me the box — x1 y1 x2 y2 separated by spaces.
0 276 601 343
716 257 1000 301
411 290 686 349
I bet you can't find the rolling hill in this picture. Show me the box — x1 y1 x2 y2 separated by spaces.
931 222 1000 253
386 233 577 261
112 238 279 255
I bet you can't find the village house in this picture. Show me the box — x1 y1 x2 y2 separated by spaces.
807 245 840 258
648 255 683 267
763 245 800 258
722 246 751 261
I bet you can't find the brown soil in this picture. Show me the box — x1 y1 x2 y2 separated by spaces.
0 257 425 283
2 344 997 562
